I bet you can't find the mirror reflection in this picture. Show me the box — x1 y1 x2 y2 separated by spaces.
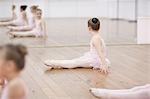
0 0 141 47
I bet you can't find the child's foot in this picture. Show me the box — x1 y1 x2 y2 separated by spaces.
44 66 53 71
8 33 15 39
44 60 53 67
44 60 63 70
44 60 54 70
90 88 108 98
7 26 12 30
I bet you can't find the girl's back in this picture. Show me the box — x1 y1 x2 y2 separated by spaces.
1 78 27 99
90 35 106 56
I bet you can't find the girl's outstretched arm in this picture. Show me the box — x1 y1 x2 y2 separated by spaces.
92 36 109 74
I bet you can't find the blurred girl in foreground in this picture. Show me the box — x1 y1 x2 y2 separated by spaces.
0 44 28 99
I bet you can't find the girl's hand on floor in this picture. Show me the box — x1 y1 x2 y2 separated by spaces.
99 66 109 75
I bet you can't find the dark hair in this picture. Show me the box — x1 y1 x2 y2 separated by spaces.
20 5 27 11
0 44 28 71
12 5 16 10
88 18 100 31
30 5 38 10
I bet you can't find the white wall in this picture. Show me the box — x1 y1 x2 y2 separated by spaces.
0 0 136 20
118 0 136 20
137 0 150 17
46 0 136 20
137 0 150 44
107 0 117 19
13 0 46 17
45 0 108 18
137 17 150 44
0 0 12 18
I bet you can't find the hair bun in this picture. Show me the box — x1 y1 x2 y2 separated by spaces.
16 44 28 57
92 18 99 24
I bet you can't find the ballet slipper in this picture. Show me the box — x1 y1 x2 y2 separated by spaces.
90 88 110 99
44 66 53 71
44 60 53 67
8 32 15 38
44 60 63 69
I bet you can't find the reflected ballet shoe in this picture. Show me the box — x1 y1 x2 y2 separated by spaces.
8 33 15 39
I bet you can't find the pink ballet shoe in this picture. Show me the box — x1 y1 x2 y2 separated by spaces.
44 60 55 70
90 88 108 98
90 88 101 98
44 60 63 70
44 60 53 67
44 65 53 71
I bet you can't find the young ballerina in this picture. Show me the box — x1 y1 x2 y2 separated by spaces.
9 8 46 38
90 84 150 99
8 5 38 31
0 5 28 26
0 44 28 99
0 5 17 22
44 18 110 74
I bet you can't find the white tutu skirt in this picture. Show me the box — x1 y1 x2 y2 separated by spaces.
81 51 110 68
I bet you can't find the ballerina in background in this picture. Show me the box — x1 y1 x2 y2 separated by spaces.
0 5 28 26
90 84 150 99
9 8 47 38
44 18 110 74
0 5 17 22
8 5 39 31
0 44 28 99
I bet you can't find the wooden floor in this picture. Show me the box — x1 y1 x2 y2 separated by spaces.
21 45 150 99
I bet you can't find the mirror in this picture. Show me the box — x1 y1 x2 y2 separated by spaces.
0 0 137 47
